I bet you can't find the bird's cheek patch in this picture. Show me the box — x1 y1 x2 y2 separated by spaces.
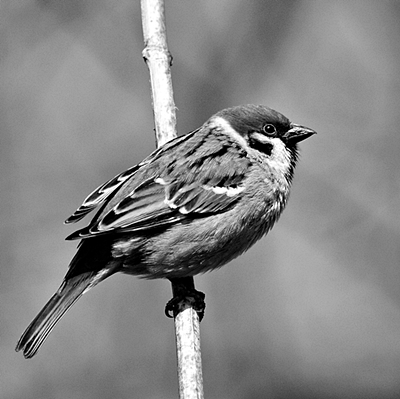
268 139 292 171
248 133 273 156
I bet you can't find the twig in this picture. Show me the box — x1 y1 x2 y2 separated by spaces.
140 1 204 398
141 0 176 146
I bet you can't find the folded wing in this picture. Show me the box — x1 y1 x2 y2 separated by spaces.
66 128 252 240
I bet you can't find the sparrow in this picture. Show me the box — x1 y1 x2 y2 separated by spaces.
16 104 315 358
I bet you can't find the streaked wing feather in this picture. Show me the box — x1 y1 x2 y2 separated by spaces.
67 178 184 239
64 130 200 225
67 127 251 239
96 178 180 231
166 182 243 214
65 164 141 224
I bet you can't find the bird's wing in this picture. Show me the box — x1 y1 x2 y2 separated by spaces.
64 132 198 225
64 165 142 224
66 128 251 240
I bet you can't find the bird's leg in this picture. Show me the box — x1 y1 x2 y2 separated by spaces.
165 277 206 321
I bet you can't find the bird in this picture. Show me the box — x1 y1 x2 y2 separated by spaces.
16 104 316 358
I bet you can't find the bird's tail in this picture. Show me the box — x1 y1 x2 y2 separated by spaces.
16 268 115 359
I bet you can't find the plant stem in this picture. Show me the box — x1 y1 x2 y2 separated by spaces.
140 1 204 397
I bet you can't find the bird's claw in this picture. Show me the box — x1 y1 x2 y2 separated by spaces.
165 288 206 321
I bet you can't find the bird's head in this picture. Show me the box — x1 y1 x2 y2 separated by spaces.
209 104 316 182
213 104 316 148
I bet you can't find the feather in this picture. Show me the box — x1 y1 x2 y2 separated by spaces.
66 128 251 239
15 267 117 359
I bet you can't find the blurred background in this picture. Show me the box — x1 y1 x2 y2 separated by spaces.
2 1 400 398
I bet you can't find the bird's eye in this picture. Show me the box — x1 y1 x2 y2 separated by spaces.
262 124 276 135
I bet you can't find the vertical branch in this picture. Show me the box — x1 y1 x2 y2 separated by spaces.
140 1 204 398
141 0 176 146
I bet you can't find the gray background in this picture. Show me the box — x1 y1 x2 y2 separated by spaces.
2 1 400 398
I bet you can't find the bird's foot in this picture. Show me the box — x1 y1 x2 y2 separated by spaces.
165 278 206 321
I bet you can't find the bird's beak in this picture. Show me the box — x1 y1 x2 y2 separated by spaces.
285 123 316 144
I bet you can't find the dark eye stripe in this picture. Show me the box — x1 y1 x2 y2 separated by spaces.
249 135 273 155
